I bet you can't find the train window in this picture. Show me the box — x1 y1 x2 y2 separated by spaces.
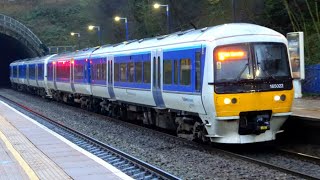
180 58 191 85
254 43 290 78
90 64 95 80
38 64 44 80
29 65 36 80
128 62 134 82
95 64 99 80
114 63 120 82
143 61 151 83
84 63 87 80
195 52 201 91
214 45 251 82
13 66 17 78
48 63 53 80
97 62 106 81
19 65 26 78
56 61 70 80
120 63 127 82
102 63 107 80
158 57 161 88
92 64 97 81
163 60 172 84
91 62 105 81
174 60 178 84
108 60 113 83
135 62 142 83
153 57 156 87
74 63 84 80
18 66 21 78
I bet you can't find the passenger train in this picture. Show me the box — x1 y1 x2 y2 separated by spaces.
10 23 294 144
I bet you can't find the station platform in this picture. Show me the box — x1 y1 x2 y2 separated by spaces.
0 101 132 180
292 98 320 120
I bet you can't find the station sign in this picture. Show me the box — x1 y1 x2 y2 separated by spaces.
287 32 305 80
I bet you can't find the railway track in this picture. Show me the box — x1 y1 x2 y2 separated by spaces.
0 95 180 180
215 147 320 180
1 92 320 179
277 148 320 165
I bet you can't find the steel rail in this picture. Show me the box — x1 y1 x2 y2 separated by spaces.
0 95 180 180
277 148 320 165
211 147 319 180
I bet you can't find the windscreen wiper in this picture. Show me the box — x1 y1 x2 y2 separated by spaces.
236 63 249 81
255 51 276 80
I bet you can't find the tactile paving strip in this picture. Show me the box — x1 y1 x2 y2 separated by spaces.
0 116 71 180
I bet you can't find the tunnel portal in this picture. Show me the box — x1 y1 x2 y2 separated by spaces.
0 14 47 86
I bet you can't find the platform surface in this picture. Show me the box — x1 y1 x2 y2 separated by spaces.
292 98 320 120
0 101 132 180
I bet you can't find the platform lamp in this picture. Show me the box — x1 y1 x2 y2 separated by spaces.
70 32 80 49
88 25 101 46
114 16 129 41
153 3 170 33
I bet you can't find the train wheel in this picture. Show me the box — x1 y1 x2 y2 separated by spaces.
193 122 209 143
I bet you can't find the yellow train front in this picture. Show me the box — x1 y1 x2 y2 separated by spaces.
201 24 294 144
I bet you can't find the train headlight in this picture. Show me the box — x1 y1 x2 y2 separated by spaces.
274 95 280 101
224 98 231 104
280 94 286 101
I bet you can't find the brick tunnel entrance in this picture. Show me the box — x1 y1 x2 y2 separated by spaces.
0 14 47 87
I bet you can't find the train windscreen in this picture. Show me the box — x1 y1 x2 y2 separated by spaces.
214 42 292 94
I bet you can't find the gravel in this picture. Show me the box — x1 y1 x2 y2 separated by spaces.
0 88 301 179
239 150 320 178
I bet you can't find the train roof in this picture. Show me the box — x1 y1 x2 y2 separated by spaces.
93 23 284 55
11 23 285 64
10 54 55 65
48 47 99 62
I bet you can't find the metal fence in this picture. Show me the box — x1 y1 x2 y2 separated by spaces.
0 13 43 49
302 65 320 94
48 46 76 54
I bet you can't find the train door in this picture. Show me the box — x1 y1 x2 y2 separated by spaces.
70 59 75 92
107 55 115 99
151 49 165 108
53 61 57 89
44 55 55 96
26 64 29 85
44 60 50 95
36 63 39 87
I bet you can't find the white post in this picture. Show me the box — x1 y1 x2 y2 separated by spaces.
293 79 302 98
287 32 304 99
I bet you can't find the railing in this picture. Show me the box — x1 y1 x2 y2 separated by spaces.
48 46 76 54
0 13 44 54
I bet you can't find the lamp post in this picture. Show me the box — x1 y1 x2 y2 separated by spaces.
114 16 129 41
153 3 170 33
70 32 80 49
232 0 236 22
88 25 101 46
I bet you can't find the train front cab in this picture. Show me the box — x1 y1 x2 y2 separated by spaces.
205 39 294 144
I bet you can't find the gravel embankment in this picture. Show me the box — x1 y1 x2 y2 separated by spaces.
0 88 300 179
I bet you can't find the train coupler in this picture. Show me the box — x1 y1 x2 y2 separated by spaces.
239 111 271 135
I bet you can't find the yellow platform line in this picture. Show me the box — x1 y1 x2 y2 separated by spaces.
0 130 39 180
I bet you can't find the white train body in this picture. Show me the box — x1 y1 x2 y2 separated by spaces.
10 24 294 144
